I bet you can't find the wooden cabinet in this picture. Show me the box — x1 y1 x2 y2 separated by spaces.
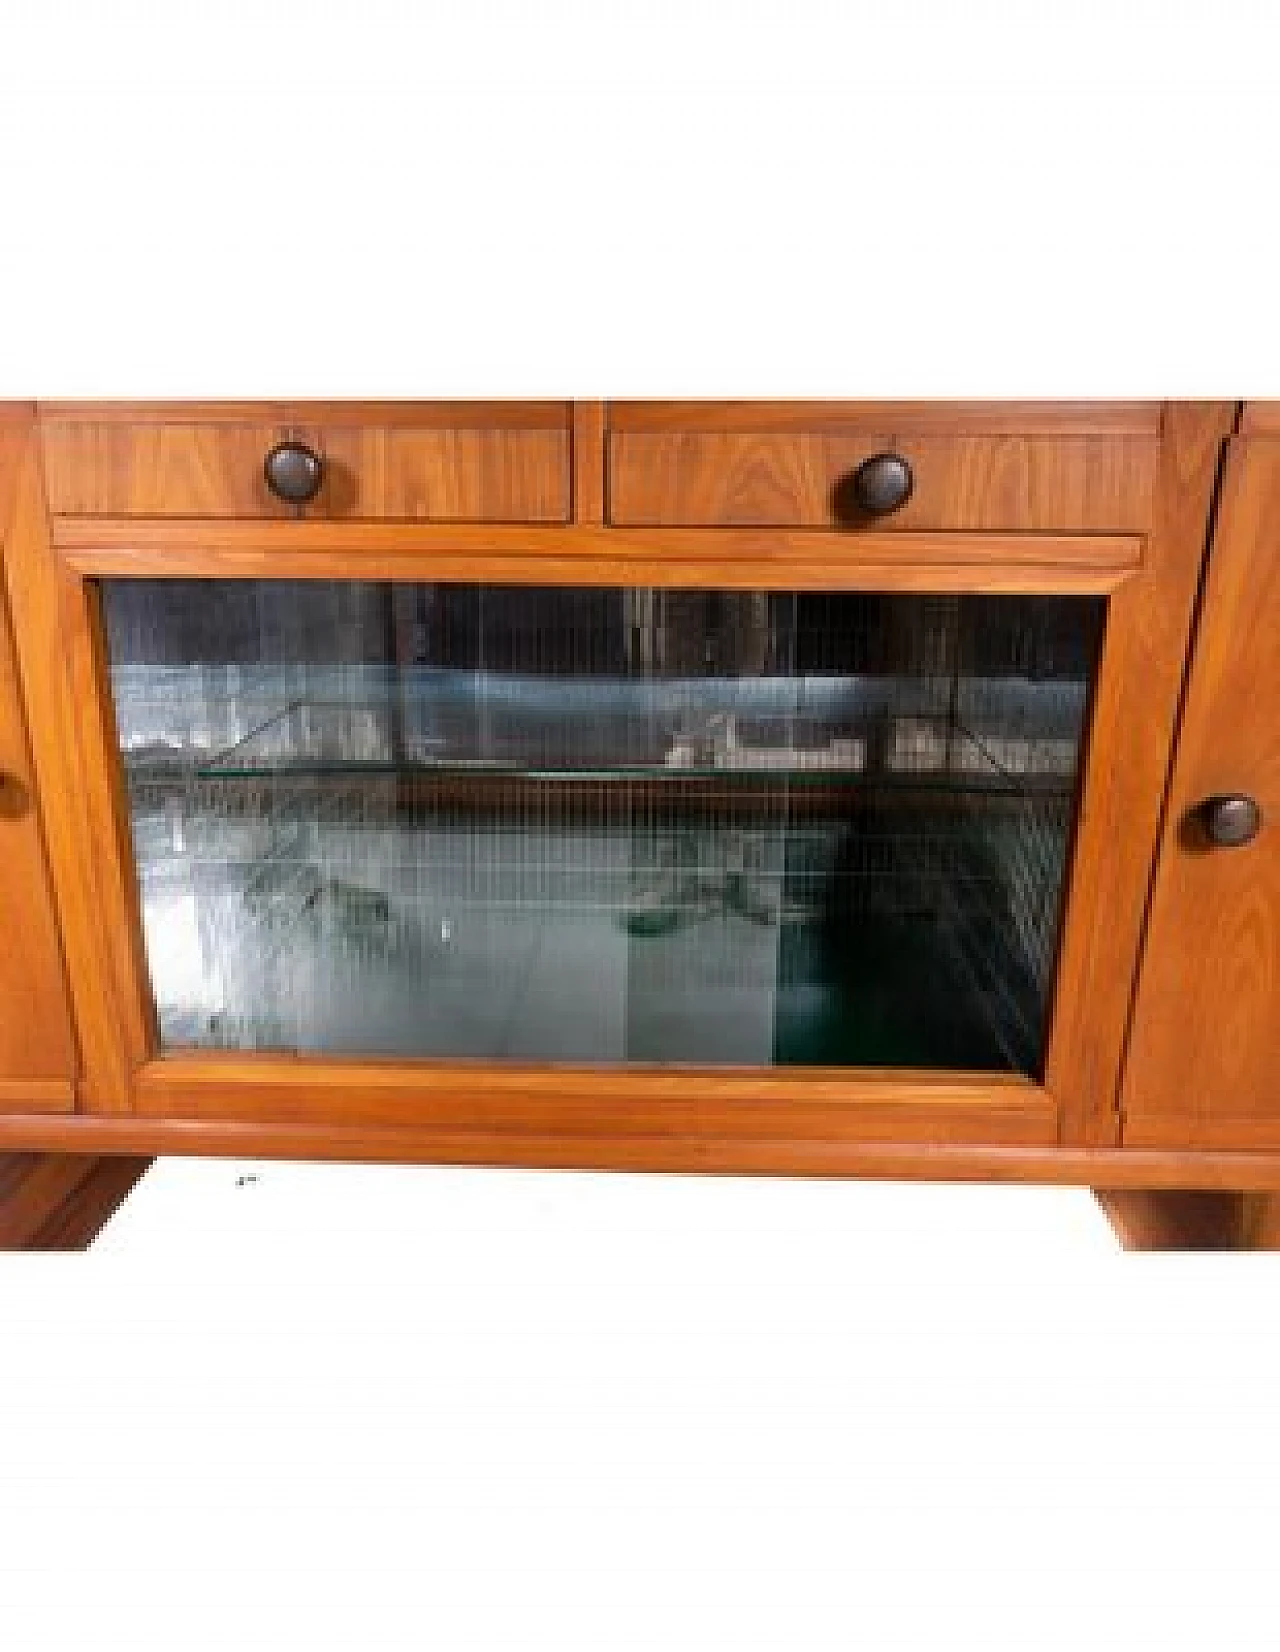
8 396 1280 1248
0 432 77 1111
1122 435 1280 1149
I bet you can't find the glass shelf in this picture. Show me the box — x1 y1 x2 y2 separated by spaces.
156 679 1082 793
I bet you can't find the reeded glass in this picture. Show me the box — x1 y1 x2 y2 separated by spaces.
99 582 1104 1075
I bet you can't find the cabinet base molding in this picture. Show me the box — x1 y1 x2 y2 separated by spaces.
0 1152 151 1250
9 1115 1280 1192
1093 1189 1280 1250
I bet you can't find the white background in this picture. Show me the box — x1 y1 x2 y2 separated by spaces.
3 4 1280 1647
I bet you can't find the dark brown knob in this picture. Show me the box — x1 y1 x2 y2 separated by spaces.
1195 793 1263 848
0 770 30 820
836 452 915 519
264 440 324 505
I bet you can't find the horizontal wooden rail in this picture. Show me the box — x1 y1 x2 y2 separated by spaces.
126 1055 1052 1143
37 400 572 428
53 520 1143 594
607 401 1164 436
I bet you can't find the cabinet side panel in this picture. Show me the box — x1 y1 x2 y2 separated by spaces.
1045 402 1236 1145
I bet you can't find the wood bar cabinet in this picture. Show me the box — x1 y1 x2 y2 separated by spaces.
0 400 1275 1248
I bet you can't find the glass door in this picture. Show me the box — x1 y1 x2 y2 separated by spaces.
99 579 1103 1078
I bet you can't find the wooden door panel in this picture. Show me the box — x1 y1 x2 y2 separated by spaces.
1123 438 1280 1145
0 570 77 1110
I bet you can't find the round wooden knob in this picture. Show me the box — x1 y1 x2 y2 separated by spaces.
841 452 914 518
0 770 30 819
1195 793 1263 848
264 440 324 505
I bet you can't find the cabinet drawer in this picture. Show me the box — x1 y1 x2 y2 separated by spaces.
608 408 1159 533
39 404 571 522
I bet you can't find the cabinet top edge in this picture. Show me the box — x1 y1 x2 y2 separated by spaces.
607 400 1167 435
35 400 574 429
20 400 1173 435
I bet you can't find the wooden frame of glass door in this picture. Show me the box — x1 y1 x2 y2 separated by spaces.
0 404 1233 1167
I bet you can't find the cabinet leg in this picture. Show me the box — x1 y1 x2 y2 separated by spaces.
1093 1188 1280 1250
0 1153 152 1250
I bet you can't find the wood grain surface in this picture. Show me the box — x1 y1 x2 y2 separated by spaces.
41 420 571 521
3 435 148 1111
1122 437 1280 1145
572 401 607 523
1237 402 1280 435
0 1151 150 1248
1093 1188 1280 1249
129 1054 1054 1146
0 432 78 1109
608 401 1163 435
609 432 1158 532
1044 403 1236 1145
5 1110 1280 1191
53 519 1141 594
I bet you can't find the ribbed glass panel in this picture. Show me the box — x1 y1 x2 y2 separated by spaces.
99 582 1104 1075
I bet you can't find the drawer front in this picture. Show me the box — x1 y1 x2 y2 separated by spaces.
609 431 1158 533
40 407 571 522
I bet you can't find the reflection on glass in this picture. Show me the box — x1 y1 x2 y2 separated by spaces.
100 582 1104 1075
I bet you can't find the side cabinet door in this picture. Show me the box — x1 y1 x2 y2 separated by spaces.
0 576 78 1110
1122 438 1280 1146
